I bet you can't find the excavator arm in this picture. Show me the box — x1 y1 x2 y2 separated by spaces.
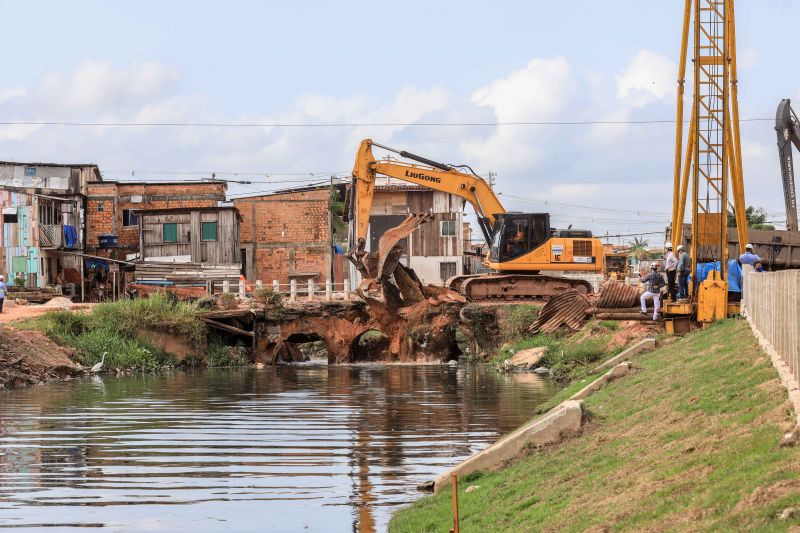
350 139 505 247
776 99 800 231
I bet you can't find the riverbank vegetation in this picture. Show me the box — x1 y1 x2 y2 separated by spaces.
390 320 800 532
493 318 636 381
17 294 245 371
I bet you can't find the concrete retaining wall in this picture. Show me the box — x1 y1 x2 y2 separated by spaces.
743 267 800 425
432 361 638 493
433 400 583 492
593 337 656 373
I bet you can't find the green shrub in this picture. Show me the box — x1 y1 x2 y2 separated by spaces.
218 292 237 310
70 329 173 371
503 304 542 337
254 287 282 305
13 276 25 287
207 343 250 367
21 294 203 372
91 294 204 345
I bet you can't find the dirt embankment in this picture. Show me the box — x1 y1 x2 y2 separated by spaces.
0 328 83 389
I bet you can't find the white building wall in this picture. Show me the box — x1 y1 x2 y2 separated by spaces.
408 256 463 286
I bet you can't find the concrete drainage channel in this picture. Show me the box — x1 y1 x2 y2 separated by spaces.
431 337 657 493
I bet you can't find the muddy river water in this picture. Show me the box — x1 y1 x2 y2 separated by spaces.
0 364 556 532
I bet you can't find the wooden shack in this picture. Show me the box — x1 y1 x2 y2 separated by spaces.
138 207 241 263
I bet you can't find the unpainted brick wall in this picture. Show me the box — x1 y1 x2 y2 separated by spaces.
86 182 226 258
234 189 331 284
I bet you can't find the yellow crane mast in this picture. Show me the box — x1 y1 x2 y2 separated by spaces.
668 0 747 322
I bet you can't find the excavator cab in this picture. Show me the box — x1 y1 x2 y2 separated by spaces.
489 213 550 262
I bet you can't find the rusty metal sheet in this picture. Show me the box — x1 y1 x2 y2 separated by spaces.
530 290 590 335
596 281 640 309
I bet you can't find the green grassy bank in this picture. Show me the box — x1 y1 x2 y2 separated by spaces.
18 294 247 370
492 318 626 381
391 320 800 532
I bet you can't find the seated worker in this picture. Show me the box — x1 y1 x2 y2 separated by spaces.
510 230 526 257
639 263 666 320
754 261 764 272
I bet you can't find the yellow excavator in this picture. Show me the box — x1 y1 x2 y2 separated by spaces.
347 139 605 300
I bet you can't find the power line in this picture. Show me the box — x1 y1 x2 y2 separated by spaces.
502 194 670 216
105 169 349 177
226 181 330 197
0 118 775 128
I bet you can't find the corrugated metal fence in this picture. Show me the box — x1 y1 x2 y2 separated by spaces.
743 268 800 390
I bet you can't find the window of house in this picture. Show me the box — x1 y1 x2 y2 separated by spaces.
97 202 105 212
439 261 457 283
162 223 178 242
201 221 218 241
12 256 27 273
122 209 139 227
24 166 36 177
3 213 18 224
441 220 456 237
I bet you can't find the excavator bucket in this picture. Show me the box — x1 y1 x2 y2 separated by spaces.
346 213 433 280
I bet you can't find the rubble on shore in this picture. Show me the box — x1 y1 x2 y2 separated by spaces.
0 328 82 389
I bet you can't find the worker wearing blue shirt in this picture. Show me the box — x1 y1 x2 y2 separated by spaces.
0 275 6 313
739 243 761 266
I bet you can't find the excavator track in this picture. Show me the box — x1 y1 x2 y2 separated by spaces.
447 274 593 302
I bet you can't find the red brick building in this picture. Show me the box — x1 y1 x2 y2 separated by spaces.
233 186 337 284
86 181 227 260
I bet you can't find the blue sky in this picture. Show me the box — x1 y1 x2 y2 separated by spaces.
1 0 799 242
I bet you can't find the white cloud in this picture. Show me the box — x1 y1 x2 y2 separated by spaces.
589 49 677 145
0 52 787 239
462 56 572 171
471 56 570 121
615 49 676 107
30 60 179 115
0 87 25 104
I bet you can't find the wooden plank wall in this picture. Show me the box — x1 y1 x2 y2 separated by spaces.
141 210 241 263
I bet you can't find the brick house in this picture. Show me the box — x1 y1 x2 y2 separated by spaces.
232 185 343 285
86 181 227 261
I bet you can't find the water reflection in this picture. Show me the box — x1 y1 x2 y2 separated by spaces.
0 365 556 532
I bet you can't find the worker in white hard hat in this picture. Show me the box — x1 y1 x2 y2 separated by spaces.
739 243 762 267
664 243 678 301
676 245 691 299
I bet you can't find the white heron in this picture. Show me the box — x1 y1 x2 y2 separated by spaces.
91 352 107 373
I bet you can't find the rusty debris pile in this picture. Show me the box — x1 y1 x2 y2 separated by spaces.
255 214 467 364
204 211 655 365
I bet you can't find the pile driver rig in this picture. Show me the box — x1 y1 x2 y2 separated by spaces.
667 0 748 322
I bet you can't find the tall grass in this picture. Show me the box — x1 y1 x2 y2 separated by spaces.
24 294 204 371
493 320 619 381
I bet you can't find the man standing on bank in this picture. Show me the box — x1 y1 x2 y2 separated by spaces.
739 243 762 267
664 243 678 301
677 245 691 299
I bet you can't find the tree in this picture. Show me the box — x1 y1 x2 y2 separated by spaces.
329 186 349 244
728 206 775 230
629 236 650 261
